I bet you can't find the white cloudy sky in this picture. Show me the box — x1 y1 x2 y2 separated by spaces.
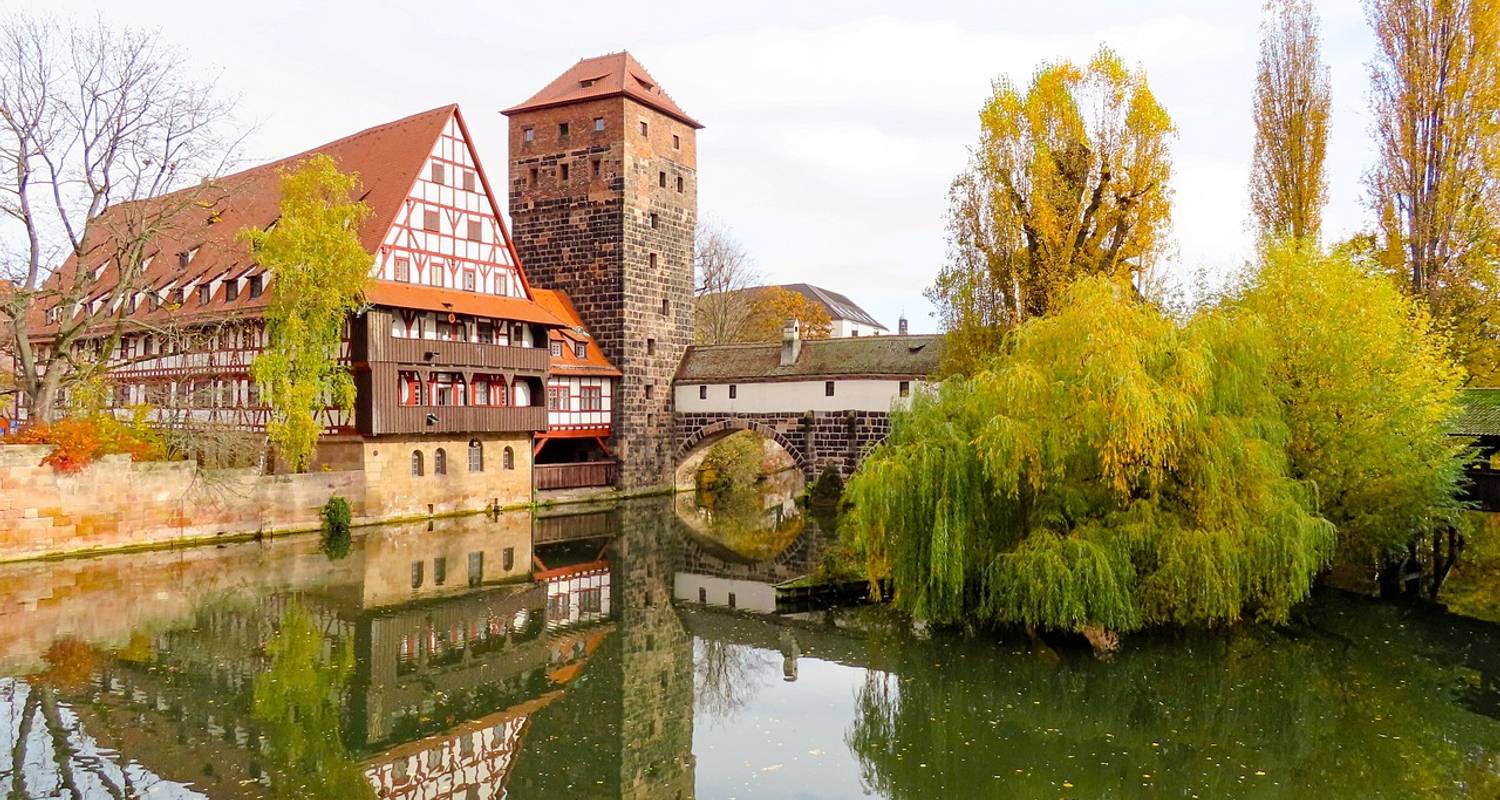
21 0 1380 332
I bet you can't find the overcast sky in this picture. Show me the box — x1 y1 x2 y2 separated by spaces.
22 0 1381 333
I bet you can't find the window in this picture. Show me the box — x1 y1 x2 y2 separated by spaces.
434 448 447 475
558 122 569 138
644 384 654 400
591 159 601 178
649 212 658 229
431 162 445 184
463 170 476 191
433 557 446 586
900 381 911 398
546 386 565 411
560 162 569 181
646 338 656 355
467 219 483 241
581 385 603 411
250 275 264 298
677 175 684 192
649 253 658 269
468 439 483 472
523 127 534 143
594 116 605 131
825 381 836 397
673 134 681 149
573 342 586 359
658 171 666 188
660 298 670 316
394 259 410 282
475 380 490 406
502 546 515 570
729 385 737 399
502 447 515 470
225 281 239 301
529 167 538 186
411 450 424 476
463 270 475 291
639 120 648 136
580 587 602 613
468 551 484 586
423 209 440 231
550 340 563 357
411 560 424 589
698 385 707 400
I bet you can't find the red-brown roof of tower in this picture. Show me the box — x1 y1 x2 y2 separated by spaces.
502 51 702 129
531 288 622 377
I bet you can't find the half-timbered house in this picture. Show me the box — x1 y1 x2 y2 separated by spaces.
28 104 594 514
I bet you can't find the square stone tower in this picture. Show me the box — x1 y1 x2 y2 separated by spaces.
504 52 700 490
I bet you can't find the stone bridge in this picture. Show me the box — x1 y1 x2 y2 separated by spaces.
673 410 892 482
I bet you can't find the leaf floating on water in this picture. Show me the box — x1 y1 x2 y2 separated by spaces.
761 763 784 773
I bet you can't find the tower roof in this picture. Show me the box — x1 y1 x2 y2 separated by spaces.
502 51 702 129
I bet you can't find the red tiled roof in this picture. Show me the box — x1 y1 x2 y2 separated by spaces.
364 281 567 328
502 52 702 129
31 104 551 338
531 288 621 377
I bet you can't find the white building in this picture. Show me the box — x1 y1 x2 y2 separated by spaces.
672 321 942 415
759 283 891 338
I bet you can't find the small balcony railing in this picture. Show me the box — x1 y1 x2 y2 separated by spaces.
534 460 617 491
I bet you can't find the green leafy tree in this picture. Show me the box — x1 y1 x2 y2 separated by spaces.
243 155 371 472
845 276 1333 636
1233 240 1471 596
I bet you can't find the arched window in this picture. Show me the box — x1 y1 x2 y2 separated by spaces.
468 439 483 472
502 446 515 471
434 447 447 475
411 450 424 476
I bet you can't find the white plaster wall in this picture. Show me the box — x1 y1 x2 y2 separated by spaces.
831 319 887 338
673 573 778 613
674 378 922 414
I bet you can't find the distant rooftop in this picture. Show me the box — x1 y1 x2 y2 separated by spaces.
727 283 887 332
502 51 702 129
1456 388 1500 437
675 335 942 383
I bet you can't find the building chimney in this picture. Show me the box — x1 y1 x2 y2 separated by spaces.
898 314 909 335
780 319 802 367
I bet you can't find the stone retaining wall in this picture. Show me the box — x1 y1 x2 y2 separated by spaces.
0 445 366 562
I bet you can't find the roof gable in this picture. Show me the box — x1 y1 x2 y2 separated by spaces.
503 51 702 129
675 335 943 383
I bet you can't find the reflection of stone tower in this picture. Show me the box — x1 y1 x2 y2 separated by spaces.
615 500 695 799
504 53 700 490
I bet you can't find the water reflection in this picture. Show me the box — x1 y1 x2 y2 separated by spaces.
1 495 1498 799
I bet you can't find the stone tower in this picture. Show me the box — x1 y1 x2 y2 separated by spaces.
504 53 700 490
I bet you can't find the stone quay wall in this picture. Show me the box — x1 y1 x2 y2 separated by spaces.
0 444 367 562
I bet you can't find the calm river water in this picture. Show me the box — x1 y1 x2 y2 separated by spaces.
2 493 1499 799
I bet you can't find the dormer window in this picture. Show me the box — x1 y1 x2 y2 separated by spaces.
550 341 562 357
580 78 597 88
636 76 655 92
225 280 239 301
249 275 264 298
573 342 586 359
198 284 211 305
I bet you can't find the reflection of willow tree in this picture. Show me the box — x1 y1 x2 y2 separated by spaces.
845 601 1500 798
694 638 776 724
252 601 374 800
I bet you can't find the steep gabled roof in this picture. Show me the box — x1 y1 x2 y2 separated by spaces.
773 284 887 331
675 335 943 383
502 51 702 129
532 288 621 378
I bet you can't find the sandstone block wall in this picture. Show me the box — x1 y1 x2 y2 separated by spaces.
360 432 533 521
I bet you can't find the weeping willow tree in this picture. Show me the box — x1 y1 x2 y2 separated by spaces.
845 276 1334 635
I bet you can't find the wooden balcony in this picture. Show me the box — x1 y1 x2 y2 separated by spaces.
366 404 547 436
370 336 549 373
534 461 617 491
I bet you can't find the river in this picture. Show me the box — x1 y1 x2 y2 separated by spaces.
1 492 1498 798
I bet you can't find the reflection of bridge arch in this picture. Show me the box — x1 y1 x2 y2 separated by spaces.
674 417 809 488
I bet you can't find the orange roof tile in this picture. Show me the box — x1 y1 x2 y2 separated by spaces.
503 51 702 129
532 288 622 377
364 281 567 328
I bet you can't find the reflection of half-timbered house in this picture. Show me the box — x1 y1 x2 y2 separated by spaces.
29 104 596 513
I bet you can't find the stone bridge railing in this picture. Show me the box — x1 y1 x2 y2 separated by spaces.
673 410 892 480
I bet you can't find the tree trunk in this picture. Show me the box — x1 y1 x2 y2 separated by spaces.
1430 526 1465 600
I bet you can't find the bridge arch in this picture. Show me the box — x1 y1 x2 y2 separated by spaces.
674 418 809 490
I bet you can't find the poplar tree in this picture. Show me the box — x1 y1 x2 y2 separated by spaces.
243 155 370 472
1251 0 1331 241
1366 0 1500 382
928 47 1174 372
